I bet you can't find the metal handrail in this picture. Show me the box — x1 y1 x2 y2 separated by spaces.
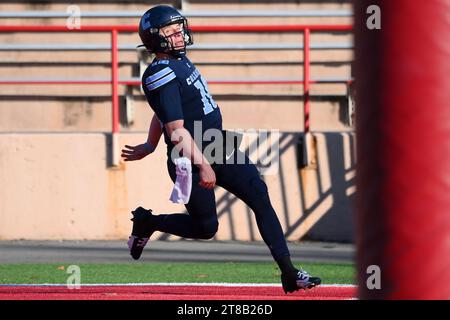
0 9 353 19
0 77 353 85
0 24 353 165
0 42 353 51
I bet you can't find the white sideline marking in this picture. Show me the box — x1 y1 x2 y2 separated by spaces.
0 283 356 288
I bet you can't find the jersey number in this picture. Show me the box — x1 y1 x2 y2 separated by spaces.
194 76 217 115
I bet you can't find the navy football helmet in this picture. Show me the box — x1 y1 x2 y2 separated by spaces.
138 5 193 56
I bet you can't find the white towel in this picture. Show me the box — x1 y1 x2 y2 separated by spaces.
169 157 192 204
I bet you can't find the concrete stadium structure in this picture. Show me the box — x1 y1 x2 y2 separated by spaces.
0 0 355 242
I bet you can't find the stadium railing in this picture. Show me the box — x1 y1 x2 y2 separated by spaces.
0 9 353 19
0 24 353 165
0 42 353 51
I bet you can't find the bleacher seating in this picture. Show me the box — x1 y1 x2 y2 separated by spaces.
0 1 356 243
0 1 354 132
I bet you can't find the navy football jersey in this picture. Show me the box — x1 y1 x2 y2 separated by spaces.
142 55 222 157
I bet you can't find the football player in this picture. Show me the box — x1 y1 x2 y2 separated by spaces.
121 5 321 293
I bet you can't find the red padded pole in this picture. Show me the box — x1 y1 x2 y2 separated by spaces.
354 0 450 299
111 29 119 134
303 28 311 133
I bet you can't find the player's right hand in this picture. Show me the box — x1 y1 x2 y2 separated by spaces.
199 164 216 189
121 143 154 161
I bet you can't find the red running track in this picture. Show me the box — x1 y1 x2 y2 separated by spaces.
0 285 356 300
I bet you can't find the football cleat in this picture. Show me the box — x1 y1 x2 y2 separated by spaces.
281 269 321 293
128 206 156 260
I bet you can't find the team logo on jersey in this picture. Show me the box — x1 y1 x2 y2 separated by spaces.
186 69 200 85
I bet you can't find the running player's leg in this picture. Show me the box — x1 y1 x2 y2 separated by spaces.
215 153 291 264
128 162 217 260
215 150 321 292
152 162 218 239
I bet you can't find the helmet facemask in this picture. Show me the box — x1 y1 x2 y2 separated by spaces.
158 18 193 57
138 6 194 56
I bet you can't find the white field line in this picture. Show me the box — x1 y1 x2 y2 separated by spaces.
0 283 356 288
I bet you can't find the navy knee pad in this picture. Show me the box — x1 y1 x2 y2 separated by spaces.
195 218 219 239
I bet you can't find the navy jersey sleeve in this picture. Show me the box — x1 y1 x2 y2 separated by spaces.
142 65 184 124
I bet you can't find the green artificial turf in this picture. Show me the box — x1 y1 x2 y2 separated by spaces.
0 262 355 285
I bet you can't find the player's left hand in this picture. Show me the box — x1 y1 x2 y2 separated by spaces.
121 143 154 161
